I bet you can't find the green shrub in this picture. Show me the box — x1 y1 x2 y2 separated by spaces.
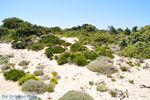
46 46 65 54
107 74 113 78
54 56 58 60
1 65 10 70
19 60 30 66
21 79 47 94
50 77 58 84
4 69 25 81
12 41 27 49
96 85 108 92
71 53 88 66
39 34 62 45
34 70 44 76
109 90 117 97
129 80 134 84
57 52 71 65
87 57 118 74
95 46 114 58
83 51 98 60
27 43 45 51
46 82 55 92
45 48 53 59
89 81 94 86
120 66 128 71
18 74 40 86
70 42 89 52
58 90 94 100
52 71 58 76
111 78 116 82
120 75 124 79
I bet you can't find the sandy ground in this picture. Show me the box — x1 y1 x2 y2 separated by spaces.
0 38 150 100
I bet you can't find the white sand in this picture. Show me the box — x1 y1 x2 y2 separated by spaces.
0 42 150 100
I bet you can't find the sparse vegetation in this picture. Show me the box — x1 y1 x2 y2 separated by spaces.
111 78 116 82
109 90 117 97
107 74 113 78
96 84 108 92
34 70 44 76
50 77 58 84
4 69 25 81
120 66 128 71
126 61 134 67
1 64 10 70
18 74 40 86
21 79 47 94
129 80 134 84
89 81 94 86
58 90 94 100
18 60 30 66
87 57 118 74
52 71 58 76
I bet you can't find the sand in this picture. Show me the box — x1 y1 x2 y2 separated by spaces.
0 38 150 100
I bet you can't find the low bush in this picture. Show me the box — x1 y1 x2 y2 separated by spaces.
0 55 9 65
34 70 44 76
45 48 53 59
70 42 89 52
39 34 62 45
18 74 40 86
107 74 113 78
95 46 114 58
96 84 109 92
21 79 47 94
12 41 26 49
46 82 55 92
4 69 25 81
111 78 116 82
46 46 65 54
109 90 117 97
87 57 118 74
29 97 42 100
120 75 124 79
1 65 11 70
40 75 50 81
5 54 14 58
50 77 58 84
120 66 128 71
89 81 94 86
54 75 61 80
36 64 45 69
83 51 98 60
18 60 30 66
27 43 45 51
71 53 88 66
52 71 58 76
129 80 134 84
57 52 71 65
58 90 94 100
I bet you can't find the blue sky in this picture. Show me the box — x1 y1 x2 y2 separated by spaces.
0 0 150 29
